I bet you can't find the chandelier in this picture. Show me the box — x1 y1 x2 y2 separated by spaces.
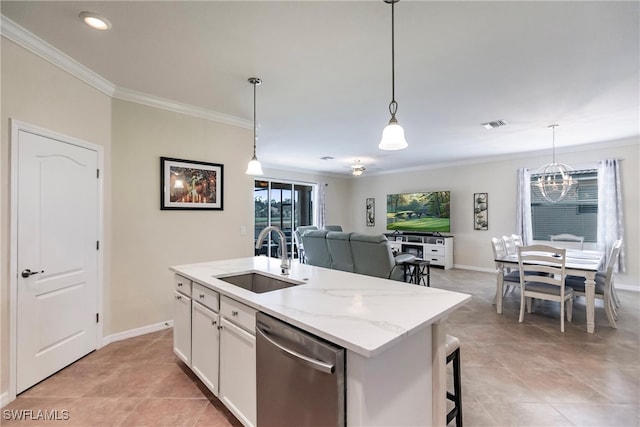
534 124 576 203
245 77 264 176
379 0 408 151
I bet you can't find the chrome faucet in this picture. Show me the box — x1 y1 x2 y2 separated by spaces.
255 226 290 275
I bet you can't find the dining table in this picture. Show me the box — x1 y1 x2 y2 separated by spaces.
494 249 604 333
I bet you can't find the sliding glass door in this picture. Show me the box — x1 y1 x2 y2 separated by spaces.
254 180 314 259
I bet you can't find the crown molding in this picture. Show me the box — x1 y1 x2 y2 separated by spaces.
113 87 252 129
1 15 251 129
1 15 116 96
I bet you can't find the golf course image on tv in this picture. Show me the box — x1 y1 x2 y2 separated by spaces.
386 191 451 233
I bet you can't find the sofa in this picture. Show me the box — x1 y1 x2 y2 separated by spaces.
300 230 415 281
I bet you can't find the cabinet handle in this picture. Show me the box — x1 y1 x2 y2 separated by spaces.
231 310 239 317
177 282 183 287
217 325 223 330
212 320 217 326
199 294 205 299
176 295 182 300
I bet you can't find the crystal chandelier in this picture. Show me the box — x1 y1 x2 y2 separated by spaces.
534 124 576 203
245 77 264 176
379 0 408 151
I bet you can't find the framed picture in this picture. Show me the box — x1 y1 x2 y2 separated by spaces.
160 157 224 210
366 197 375 227
473 193 488 230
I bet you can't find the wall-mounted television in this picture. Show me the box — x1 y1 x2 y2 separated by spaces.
386 191 451 233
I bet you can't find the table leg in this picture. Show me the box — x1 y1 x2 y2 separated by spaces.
585 272 596 333
495 264 504 314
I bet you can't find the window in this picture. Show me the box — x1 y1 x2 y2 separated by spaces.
530 169 598 242
254 179 314 258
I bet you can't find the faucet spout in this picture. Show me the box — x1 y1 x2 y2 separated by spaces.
255 226 290 275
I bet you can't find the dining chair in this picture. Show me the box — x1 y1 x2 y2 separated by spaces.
511 234 524 247
550 233 584 250
518 245 574 332
491 237 519 295
565 239 622 328
502 235 517 255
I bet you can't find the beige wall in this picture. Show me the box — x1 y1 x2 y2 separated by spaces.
349 139 640 288
110 99 257 333
0 39 112 394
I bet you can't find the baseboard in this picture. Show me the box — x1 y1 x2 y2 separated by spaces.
102 320 173 347
0 391 10 408
616 283 639 292
453 264 495 274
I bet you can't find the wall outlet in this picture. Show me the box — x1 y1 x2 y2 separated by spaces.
240 226 247 236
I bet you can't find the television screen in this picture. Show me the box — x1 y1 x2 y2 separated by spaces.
386 191 451 233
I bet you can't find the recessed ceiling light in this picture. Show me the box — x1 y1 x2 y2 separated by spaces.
79 11 112 30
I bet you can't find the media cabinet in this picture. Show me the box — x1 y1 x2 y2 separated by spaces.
386 234 453 270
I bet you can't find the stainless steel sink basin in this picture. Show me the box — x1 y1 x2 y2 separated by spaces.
217 272 304 294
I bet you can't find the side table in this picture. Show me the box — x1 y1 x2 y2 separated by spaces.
403 259 431 287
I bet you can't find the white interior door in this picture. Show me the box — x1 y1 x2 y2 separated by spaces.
16 128 99 393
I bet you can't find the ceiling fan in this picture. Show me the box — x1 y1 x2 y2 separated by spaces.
351 160 366 176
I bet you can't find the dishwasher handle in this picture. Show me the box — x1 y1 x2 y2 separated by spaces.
256 325 335 374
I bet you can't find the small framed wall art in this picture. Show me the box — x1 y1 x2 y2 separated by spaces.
473 193 488 230
161 157 224 210
366 197 375 227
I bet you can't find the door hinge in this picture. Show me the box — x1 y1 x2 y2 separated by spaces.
96 241 100 250
96 313 99 323
97 169 100 178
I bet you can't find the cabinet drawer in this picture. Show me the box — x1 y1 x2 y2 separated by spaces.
221 296 256 334
425 255 445 266
175 274 192 297
424 246 445 257
193 282 219 312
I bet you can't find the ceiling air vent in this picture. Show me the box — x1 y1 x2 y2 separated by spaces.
482 120 508 129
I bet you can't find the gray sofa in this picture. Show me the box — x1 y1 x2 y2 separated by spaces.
300 230 414 281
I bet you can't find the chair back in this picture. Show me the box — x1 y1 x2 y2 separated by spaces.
511 234 524 247
294 226 318 248
550 233 584 250
326 231 354 272
349 233 395 279
602 240 623 286
301 230 332 268
491 237 507 260
518 245 567 291
502 236 517 255
324 225 343 232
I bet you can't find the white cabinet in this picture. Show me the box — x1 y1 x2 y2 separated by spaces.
219 296 256 427
173 275 192 365
386 235 454 269
192 299 220 396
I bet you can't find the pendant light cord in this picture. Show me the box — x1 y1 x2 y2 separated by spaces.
253 81 257 155
389 0 398 118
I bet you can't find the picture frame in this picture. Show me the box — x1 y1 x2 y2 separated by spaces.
160 157 224 210
366 197 375 227
473 192 488 230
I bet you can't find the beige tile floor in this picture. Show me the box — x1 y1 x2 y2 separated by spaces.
2 268 639 426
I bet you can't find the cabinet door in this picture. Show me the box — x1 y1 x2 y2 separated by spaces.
219 317 256 427
173 291 192 365
192 301 220 395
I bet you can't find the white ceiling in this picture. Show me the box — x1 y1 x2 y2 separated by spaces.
2 1 638 176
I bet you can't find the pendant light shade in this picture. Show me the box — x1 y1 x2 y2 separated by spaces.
246 77 264 176
379 0 408 151
534 124 576 203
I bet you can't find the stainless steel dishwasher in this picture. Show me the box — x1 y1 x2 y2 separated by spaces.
256 312 345 427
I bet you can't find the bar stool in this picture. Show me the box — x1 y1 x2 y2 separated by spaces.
446 334 462 427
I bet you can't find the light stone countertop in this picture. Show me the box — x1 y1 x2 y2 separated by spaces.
171 256 471 358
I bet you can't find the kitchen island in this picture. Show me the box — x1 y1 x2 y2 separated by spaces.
171 256 470 427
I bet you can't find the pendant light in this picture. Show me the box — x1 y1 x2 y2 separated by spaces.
246 77 264 176
351 160 366 176
534 124 576 203
379 0 408 151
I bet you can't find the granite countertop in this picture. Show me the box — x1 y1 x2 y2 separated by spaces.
171 256 471 358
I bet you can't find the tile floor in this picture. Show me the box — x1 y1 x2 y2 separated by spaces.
2 268 639 426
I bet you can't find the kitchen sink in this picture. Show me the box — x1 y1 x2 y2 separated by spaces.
217 272 304 294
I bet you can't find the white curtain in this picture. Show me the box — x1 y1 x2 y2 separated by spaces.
316 183 327 229
597 159 626 272
515 168 533 245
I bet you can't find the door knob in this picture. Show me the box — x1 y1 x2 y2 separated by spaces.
21 269 43 278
